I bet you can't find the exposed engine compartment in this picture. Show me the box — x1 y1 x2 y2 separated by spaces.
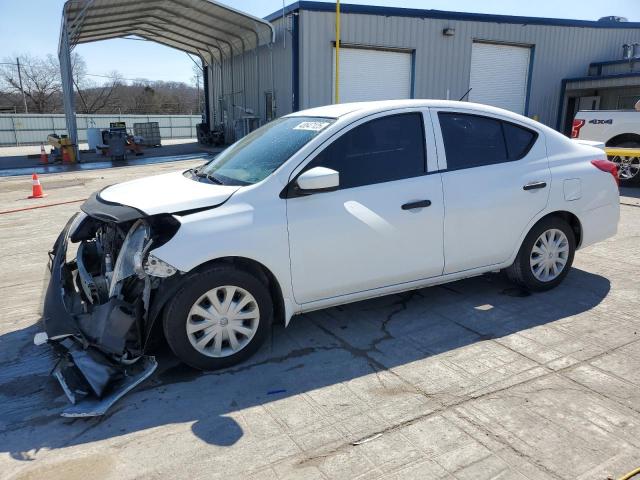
75 218 150 360
68 214 179 359
40 200 182 416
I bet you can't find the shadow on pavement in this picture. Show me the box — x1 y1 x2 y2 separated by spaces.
0 268 610 459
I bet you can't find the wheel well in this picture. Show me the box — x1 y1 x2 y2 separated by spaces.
194 256 286 326
538 211 582 248
606 133 640 147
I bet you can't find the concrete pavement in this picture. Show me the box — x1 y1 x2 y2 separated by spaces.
1 163 639 480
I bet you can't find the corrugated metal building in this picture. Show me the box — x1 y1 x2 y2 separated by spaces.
205 1 640 139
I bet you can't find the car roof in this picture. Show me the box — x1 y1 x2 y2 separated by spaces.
287 99 452 118
288 99 517 120
287 99 561 137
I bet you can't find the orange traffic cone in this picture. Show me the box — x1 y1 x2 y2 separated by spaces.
28 173 47 199
40 143 48 164
62 147 71 164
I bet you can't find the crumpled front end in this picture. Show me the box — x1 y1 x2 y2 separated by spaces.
39 199 180 417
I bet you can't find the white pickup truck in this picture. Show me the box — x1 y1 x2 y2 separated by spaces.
572 110 640 185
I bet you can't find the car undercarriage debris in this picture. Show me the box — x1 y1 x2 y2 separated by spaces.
38 197 179 416
54 353 157 418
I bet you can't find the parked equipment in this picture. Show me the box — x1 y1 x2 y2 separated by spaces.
196 122 225 145
86 127 102 152
133 122 161 147
107 130 127 161
95 122 145 161
47 134 76 163
109 121 127 134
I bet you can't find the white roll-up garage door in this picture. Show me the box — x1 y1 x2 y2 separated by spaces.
469 42 531 115
332 47 412 103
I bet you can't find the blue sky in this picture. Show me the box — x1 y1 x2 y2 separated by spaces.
1 0 638 85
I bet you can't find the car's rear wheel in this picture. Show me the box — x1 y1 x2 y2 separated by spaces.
505 217 576 291
609 141 640 187
163 265 273 370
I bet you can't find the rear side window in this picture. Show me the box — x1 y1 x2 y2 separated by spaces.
307 112 426 189
438 112 537 171
503 122 537 160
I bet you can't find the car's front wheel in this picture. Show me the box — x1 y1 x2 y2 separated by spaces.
163 265 273 370
505 217 576 291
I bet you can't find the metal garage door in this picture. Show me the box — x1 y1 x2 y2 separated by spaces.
332 47 412 103
469 42 531 114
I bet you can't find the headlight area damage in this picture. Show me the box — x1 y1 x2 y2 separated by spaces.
38 195 180 417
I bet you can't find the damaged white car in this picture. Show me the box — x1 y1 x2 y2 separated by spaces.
39 100 620 416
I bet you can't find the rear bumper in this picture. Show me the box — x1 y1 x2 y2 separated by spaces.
579 202 620 249
40 214 156 417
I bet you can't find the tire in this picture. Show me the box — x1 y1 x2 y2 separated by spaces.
609 141 640 187
163 265 273 370
505 217 576 292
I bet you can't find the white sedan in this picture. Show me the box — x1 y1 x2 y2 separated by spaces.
41 100 620 412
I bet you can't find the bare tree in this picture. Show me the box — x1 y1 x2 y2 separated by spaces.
0 52 202 115
72 54 123 113
0 54 61 113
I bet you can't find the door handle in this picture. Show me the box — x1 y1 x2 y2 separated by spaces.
402 200 431 210
523 181 547 191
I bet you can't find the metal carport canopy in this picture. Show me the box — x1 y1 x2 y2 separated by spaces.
59 0 275 153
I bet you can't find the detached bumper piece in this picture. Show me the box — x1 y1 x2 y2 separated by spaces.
52 340 157 418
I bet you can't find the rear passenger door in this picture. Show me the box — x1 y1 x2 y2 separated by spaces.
432 109 550 274
286 110 445 304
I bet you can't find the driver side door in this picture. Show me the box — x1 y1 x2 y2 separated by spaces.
285 110 445 305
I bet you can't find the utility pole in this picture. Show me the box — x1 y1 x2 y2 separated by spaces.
16 58 28 113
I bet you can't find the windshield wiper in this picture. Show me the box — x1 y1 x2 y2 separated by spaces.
194 169 224 185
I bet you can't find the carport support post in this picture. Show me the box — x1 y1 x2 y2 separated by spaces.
252 31 260 123
207 46 225 130
230 52 236 129
216 57 224 128
242 47 247 113
59 19 79 160
269 44 276 118
334 0 341 104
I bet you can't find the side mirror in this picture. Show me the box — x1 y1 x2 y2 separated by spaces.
295 167 339 194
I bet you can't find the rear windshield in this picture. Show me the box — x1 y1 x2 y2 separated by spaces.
199 116 334 185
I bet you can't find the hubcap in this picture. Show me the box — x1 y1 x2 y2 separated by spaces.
186 285 260 358
611 155 640 180
530 229 569 282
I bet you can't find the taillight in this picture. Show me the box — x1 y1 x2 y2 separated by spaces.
591 159 619 186
571 119 585 138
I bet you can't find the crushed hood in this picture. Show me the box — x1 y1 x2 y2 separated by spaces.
99 171 240 215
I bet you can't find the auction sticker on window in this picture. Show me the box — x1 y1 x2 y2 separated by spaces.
293 121 331 131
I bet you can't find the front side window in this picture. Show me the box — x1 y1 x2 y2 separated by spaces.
438 112 537 171
199 116 334 185
306 112 427 189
